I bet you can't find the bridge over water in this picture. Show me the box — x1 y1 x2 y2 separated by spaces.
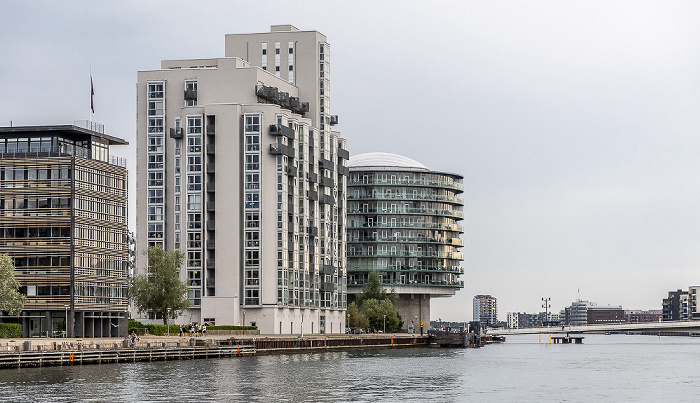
489 321 700 336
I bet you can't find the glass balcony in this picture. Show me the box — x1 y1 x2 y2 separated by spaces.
347 178 463 192
347 193 462 205
347 206 463 219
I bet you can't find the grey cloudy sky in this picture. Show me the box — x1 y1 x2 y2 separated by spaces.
2 1 699 321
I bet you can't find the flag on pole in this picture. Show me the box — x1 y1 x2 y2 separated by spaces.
90 71 95 113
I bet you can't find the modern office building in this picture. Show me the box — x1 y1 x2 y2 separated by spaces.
564 300 625 325
136 25 348 334
346 153 464 331
473 295 498 325
0 123 129 338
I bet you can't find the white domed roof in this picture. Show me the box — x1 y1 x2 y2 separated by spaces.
348 152 429 170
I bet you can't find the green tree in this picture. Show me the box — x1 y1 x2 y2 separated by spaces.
129 246 190 325
361 298 403 332
346 301 369 329
356 270 387 305
0 254 26 316
352 270 404 332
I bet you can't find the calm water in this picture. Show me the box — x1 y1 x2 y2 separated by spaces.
0 334 699 402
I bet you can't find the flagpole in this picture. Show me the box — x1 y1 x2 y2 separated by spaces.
89 66 93 129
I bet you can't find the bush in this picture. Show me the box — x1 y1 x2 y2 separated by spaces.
0 323 22 338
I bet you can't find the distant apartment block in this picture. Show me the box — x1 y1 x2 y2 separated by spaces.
663 286 699 321
473 295 497 325
0 124 129 338
507 311 560 329
136 25 347 334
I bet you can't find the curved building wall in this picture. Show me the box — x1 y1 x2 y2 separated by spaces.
346 160 464 330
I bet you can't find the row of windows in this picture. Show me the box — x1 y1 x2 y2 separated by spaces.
0 197 71 210
21 285 71 296
0 167 71 181
75 168 126 190
75 196 126 217
12 256 70 267
1 227 70 238
74 225 126 244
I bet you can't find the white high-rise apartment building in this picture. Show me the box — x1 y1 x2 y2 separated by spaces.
136 25 348 334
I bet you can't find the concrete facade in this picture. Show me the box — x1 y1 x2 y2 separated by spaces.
135 25 347 334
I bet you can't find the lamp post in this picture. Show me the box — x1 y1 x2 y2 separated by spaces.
383 314 386 333
64 305 69 338
242 310 246 327
166 308 170 337
542 297 551 327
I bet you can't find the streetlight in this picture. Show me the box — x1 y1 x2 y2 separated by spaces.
64 305 69 338
166 308 170 337
542 297 551 327
242 310 246 327
383 314 386 333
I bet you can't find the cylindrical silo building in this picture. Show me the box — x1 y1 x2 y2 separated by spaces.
346 152 464 332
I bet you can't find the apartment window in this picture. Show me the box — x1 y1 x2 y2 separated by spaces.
148 172 163 186
148 118 164 134
245 154 259 170
187 175 201 191
148 206 164 222
148 82 164 99
245 115 260 132
148 154 164 169
187 156 201 172
148 189 163 204
245 193 259 209
245 212 260 228
148 101 164 116
187 116 202 134
245 173 260 190
188 137 201 153
187 194 201 211
148 136 163 152
245 134 260 151
185 81 197 107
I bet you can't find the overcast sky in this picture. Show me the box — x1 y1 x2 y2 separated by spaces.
2 1 699 321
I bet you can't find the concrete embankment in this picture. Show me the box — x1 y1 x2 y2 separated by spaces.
0 334 430 369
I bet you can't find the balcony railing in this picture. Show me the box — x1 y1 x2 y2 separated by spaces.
346 221 463 232
0 145 127 167
348 178 463 191
347 250 464 259
347 207 463 219
347 193 462 204
347 235 463 245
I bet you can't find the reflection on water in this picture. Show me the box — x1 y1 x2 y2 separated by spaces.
0 334 699 402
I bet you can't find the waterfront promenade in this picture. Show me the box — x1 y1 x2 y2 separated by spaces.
0 333 430 368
